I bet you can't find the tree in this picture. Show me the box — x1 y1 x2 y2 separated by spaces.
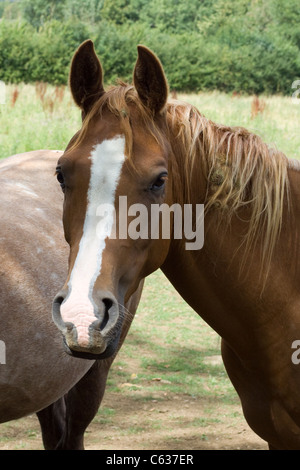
20 0 67 29
65 0 104 25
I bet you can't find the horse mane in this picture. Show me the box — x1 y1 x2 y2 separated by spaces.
69 81 167 160
70 82 291 275
167 99 291 274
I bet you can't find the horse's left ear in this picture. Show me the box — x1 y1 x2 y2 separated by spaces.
69 40 104 116
133 45 168 114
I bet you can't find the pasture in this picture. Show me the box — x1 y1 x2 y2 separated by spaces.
1 83 300 160
0 84 299 449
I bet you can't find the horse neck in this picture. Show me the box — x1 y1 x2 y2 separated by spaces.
162 112 298 356
161 203 298 363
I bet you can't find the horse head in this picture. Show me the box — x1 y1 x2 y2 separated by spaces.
52 41 172 359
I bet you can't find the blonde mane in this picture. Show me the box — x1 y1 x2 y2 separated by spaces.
70 83 290 274
167 100 290 273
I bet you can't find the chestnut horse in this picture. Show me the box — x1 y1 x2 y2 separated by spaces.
0 150 142 449
52 39 300 450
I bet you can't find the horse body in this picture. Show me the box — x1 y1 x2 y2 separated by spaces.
0 150 141 448
0 150 88 420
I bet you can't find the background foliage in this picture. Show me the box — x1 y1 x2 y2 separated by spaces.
0 0 300 93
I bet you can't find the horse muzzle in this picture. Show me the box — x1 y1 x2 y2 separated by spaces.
52 289 122 359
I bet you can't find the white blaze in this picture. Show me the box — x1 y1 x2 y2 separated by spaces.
60 136 126 345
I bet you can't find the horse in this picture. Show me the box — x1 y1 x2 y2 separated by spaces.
0 150 142 449
52 39 300 450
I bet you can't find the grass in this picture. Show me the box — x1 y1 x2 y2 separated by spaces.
0 83 81 159
1 84 300 160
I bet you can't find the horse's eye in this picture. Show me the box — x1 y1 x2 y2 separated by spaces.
150 173 168 192
56 169 65 192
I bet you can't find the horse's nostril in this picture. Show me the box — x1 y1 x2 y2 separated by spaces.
52 291 68 329
103 298 113 311
54 295 65 307
100 298 114 330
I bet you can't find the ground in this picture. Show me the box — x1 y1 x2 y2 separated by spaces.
0 369 267 451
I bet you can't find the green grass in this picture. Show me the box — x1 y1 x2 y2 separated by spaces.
0 83 81 159
92 407 116 425
1 84 300 160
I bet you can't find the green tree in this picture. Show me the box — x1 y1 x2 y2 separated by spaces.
0 0 21 19
0 0 299 93
139 0 200 33
101 0 147 25
20 0 67 29
65 0 104 25
269 0 300 47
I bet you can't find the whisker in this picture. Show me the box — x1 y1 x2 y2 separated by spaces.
118 302 136 328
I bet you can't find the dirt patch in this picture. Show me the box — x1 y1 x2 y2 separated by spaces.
87 391 268 451
0 388 267 450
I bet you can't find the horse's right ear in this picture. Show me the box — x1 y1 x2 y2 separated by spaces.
69 40 104 116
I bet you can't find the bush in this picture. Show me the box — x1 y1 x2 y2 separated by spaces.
0 19 89 85
0 21 36 83
0 0 300 94
29 20 89 84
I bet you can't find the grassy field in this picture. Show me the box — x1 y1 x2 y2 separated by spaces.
0 83 81 159
1 84 300 160
0 84 299 449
